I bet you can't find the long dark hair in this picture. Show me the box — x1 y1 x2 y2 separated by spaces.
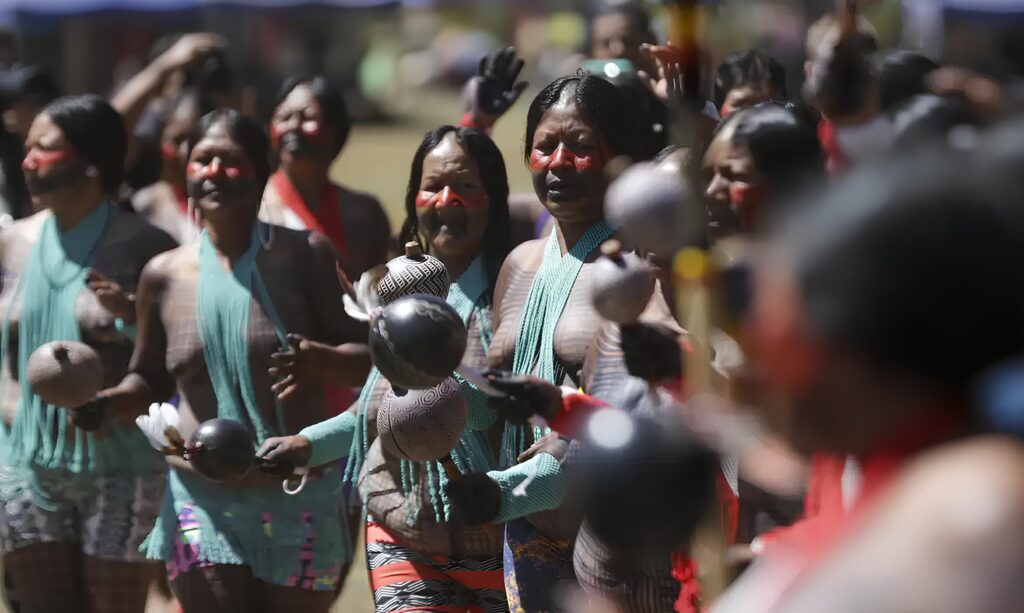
44 94 125 194
399 125 511 292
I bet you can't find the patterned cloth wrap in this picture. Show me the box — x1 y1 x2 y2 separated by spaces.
366 519 508 613
150 468 349 591
0 463 165 562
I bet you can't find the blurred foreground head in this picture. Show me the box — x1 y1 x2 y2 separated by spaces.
746 152 1024 454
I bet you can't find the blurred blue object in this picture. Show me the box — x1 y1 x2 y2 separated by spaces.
976 358 1024 435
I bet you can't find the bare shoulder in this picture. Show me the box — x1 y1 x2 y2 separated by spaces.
900 436 1024 527
503 237 545 271
111 208 177 247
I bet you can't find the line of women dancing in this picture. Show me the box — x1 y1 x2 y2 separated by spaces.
4 11 1024 613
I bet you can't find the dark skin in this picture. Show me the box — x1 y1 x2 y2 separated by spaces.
262 83 390 279
99 121 370 488
489 96 612 386
260 135 507 559
2 113 177 613
702 123 762 239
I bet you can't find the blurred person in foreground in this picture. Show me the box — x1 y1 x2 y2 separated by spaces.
0 95 176 613
714 147 1024 612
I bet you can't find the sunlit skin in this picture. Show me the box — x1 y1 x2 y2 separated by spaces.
414 133 490 280
591 12 655 74
702 123 763 238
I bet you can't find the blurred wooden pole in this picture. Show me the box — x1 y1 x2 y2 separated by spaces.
664 0 730 604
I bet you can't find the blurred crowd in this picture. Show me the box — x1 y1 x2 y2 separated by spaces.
0 1 1022 613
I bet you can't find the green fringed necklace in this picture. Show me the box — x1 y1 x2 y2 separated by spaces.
503 219 614 466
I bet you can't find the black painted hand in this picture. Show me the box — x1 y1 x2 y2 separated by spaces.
465 47 528 127
484 370 561 426
445 473 501 525
71 397 108 432
620 322 684 383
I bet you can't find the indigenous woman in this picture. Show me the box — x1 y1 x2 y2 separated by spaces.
0 95 177 612
702 102 824 241
97 109 370 612
260 76 390 281
479 72 647 611
715 153 1024 611
259 124 514 612
131 88 213 243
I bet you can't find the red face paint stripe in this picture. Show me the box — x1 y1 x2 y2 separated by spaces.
415 186 488 210
187 159 257 180
22 147 78 172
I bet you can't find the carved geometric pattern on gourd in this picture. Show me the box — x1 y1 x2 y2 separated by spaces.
377 256 450 306
378 377 467 463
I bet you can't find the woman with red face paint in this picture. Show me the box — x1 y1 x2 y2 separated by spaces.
91 109 371 613
131 88 214 243
261 124 515 612
702 102 824 241
261 76 390 281
0 95 177 613
439 72 684 612
714 152 1024 612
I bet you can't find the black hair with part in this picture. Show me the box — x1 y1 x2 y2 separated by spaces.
44 94 126 194
189 108 271 184
273 76 351 157
525 71 643 164
713 49 787 110
399 125 511 291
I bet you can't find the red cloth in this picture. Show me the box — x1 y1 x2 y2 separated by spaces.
458 112 493 135
547 392 607 439
269 171 351 263
755 452 848 556
171 183 189 217
818 120 849 176
672 551 702 613
756 409 966 612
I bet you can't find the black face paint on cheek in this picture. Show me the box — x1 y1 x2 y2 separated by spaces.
279 131 311 154
186 173 261 204
25 160 88 196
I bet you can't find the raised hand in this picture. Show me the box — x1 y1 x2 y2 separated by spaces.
638 42 685 106
464 47 529 128
154 32 227 74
